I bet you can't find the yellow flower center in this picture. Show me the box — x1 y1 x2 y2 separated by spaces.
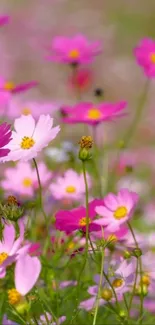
69 49 79 59
151 53 155 63
8 288 22 305
87 108 102 120
22 107 31 115
0 252 8 265
65 186 76 193
101 288 113 301
20 136 35 149
4 81 15 91
112 278 124 288
107 234 118 243
141 274 150 286
22 177 32 187
67 241 75 250
79 217 91 227
114 206 127 220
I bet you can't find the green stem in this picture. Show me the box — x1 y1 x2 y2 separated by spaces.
123 79 150 147
123 293 129 312
82 160 89 258
92 126 103 198
33 158 48 224
92 247 104 325
103 270 119 309
139 258 144 324
128 258 139 316
106 79 150 192
127 222 144 323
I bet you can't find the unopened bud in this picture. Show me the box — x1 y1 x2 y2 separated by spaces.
78 136 93 161
118 140 125 149
132 248 142 258
16 301 30 315
119 309 127 319
125 165 133 173
124 250 132 259
140 274 150 287
79 136 93 149
101 288 113 301
136 284 148 297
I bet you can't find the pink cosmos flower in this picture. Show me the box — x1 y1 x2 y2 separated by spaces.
0 114 60 162
50 169 91 201
0 122 12 158
94 189 139 232
0 77 38 94
68 68 93 93
134 38 155 77
46 34 102 64
79 259 135 311
62 101 127 125
1 161 52 197
7 99 60 119
55 199 103 233
0 220 30 278
91 225 128 243
0 16 10 27
7 254 41 303
39 313 66 325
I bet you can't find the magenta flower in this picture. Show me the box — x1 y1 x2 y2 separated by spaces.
0 77 38 94
0 16 10 27
46 34 102 64
0 220 29 278
94 189 139 232
134 38 155 77
0 122 12 158
62 101 127 125
0 114 60 162
7 254 41 305
55 199 103 233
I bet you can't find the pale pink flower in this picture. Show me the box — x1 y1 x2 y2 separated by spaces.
49 169 91 201
94 189 139 232
0 115 60 162
14 254 41 295
7 98 60 119
39 313 66 325
1 161 52 197
0 220 29 278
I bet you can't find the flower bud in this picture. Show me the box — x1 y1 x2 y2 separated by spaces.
16 301 30 316
123 250 132 259
119 309 127 319
136 284 148 297
118 140 125 149
78 136 93 161
101 288 113 301
132 248 142 258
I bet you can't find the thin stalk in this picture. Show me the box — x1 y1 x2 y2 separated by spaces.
127 222 144 323
103 270 119 308
92 247 104 325
82 160 89 257
106 79 150 192
128 258 139 316
92 125 103 198
123 79 150 147
33 158 48 224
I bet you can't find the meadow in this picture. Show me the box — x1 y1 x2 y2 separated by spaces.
0 1 155 324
